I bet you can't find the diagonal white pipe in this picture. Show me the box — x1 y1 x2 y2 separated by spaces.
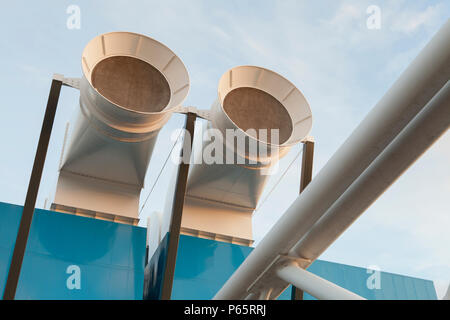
214 20 450 300
291 80 450 262
277 262 366 300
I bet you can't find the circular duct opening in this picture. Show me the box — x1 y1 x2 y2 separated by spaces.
91 56 171 113
223 87 293 144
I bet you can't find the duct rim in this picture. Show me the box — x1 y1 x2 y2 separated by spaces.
217 65 312 148
81 31 190 116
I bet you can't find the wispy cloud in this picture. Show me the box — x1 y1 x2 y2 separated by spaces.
390 3 444 34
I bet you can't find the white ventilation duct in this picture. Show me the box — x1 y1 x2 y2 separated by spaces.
53 32 189 224
181 66 312 244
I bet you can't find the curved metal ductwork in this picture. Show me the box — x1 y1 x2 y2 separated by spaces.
181 66 312 244
53 32 189 224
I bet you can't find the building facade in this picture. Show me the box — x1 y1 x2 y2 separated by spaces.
0 202 437 300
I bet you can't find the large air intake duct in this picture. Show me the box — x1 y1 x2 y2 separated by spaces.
181 66 312 244
52 32 189 224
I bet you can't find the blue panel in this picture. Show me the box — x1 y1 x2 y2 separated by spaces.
171 235 437 300
172 235 253 300
0 202 146 300
303 260 437 300
0 202 23 294
143 232 170 300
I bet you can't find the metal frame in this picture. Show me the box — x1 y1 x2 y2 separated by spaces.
3 76 63 300
161 112 197 300
291 139 314 300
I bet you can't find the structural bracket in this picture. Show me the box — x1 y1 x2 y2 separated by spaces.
54 74 81 90
245 254 311 299
174 106 211 120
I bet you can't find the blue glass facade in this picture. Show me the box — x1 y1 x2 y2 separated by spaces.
0 202 146 299
172 235 437 300
0 202 437 300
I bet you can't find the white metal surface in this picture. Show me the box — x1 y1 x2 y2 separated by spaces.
258 288 273 300
276 262 365 300
443 284 450 300
54 32 190 221
147 211 163 261
183 66 312 241
214 20 450 300
187 66 312 208
181 196 254 242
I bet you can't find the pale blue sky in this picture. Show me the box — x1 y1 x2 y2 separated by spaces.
0 1 449 297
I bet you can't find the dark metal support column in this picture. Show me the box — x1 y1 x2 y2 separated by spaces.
161 112 197 300
3 78 62 300
291 140 314 301
299 141 314 194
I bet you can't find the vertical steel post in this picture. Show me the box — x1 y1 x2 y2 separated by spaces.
299 140 314 194
291 140 314 300
3 78 62 300
161 112 197 300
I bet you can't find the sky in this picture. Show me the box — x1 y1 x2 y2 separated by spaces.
0 0 449 298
